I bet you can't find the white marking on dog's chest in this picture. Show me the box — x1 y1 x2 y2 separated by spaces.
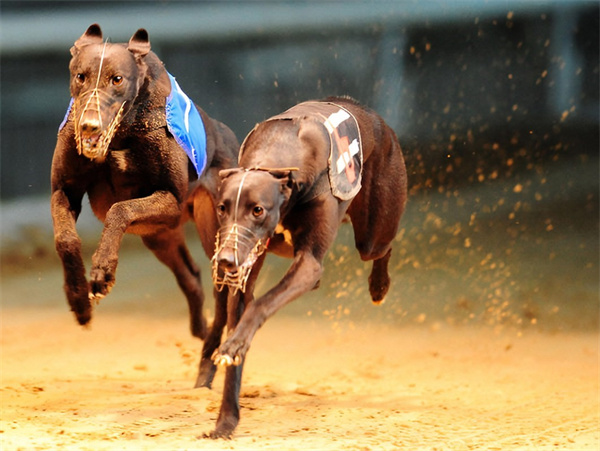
110 149 131 172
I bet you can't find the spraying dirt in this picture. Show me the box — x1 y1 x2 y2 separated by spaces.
1 157 598 450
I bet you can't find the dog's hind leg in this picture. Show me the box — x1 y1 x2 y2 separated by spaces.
195 287 227 388
189 185 219 258
347 132 407 304
349 204 400 304
187 184 230 385
348 195 400 305
142 227 208 339
367 248 392 304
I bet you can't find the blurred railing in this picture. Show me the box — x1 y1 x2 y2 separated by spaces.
1 1 597 200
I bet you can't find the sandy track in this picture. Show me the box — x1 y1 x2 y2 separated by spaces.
1 306 597 451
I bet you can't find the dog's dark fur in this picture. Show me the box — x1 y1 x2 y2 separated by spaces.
50 24 238 339
196 97 408 438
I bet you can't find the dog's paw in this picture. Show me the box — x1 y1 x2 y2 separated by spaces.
368 271 390 304
89 267 115 298
72 300 93 326
211 349 242 367
88 290 105 302
200 415 238 439
200 429 233 440
67 285 94 326
194 363 217 389
211 337 248 366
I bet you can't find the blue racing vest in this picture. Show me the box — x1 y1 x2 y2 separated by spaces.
165 73 207 176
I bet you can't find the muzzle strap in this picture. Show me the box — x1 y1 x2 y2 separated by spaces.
211 170 264 294
211 223 267 294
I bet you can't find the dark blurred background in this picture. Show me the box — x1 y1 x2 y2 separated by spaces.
1 1 598 331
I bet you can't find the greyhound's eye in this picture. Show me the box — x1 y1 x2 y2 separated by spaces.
252 206 264 217
75 73 85 83
111 75 124 86
216 204 226 216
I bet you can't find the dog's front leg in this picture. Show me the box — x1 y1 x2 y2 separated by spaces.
89 190 182 298
206 288 246 439
51 189 92 325
214 250 323 367
205 256 266 438
205 252 321 439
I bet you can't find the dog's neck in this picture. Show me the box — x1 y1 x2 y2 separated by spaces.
290 169 330 206
122 54 171 133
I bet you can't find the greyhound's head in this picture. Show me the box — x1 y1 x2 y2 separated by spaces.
68 24 150 160
212 168 294 293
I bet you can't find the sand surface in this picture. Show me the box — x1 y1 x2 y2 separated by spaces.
1 300 598 451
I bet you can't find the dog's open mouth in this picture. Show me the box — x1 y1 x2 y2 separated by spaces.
80 132 102 157
212 224 268 294
74 89 126 160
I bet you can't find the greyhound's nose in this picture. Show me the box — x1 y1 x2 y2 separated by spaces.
81 119 100 134
217 250 238 272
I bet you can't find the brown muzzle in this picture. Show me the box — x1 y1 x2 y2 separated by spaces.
74 88 126 160
211 223 268 294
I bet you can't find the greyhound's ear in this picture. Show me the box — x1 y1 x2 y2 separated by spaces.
128 28 151 58
278 175 293 202
219 168 242 180
71 23 103 56
269 170 294 201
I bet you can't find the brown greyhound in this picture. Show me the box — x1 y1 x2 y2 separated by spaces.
50 24 238 339
196 97 408 438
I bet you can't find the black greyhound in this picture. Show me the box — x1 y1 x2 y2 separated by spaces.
197 97 408 438
50 24 238 339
